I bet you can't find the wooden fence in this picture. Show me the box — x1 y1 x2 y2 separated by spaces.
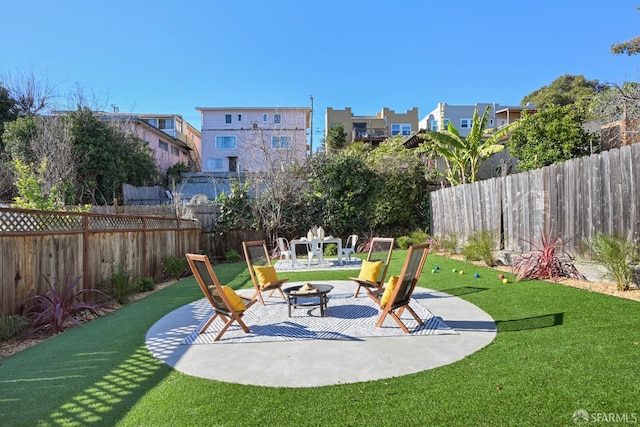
91 204 221 253
0 208 200 315
89 204 263 259
430 143 640 254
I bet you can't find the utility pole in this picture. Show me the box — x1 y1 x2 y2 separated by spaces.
309 95 313 156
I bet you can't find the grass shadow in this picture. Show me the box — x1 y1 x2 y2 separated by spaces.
437 286 489 297
496 312 564 332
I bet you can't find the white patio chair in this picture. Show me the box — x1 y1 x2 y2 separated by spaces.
341 234 358 261
277 237 292 261
307 238 324 267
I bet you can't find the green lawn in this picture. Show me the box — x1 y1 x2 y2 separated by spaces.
0 252 638 426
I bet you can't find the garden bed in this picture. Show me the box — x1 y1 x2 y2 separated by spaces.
0 280 176 360
443 252 640 303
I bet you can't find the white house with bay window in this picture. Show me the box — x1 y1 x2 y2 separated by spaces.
196 107 311 174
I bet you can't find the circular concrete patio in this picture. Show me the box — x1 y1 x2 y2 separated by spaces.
145 281 496 388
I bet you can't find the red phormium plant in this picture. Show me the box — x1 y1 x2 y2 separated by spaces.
24 275 110 335
512 231 586 282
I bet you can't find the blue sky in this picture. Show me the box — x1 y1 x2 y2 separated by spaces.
2 0 640 143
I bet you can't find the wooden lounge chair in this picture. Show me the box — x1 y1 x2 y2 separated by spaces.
376 242 430 333
242 240 288 305
350 237 395 300
185 253 256 341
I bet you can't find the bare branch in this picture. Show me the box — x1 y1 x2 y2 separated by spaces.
1 67 59 116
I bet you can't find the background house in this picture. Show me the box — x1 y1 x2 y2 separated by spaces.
99 112 201 175
325 107 419 149
419 102 537 137
196 107 311 176
138 113 202 172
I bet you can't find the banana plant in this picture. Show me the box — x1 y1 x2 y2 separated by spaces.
417 105 523 184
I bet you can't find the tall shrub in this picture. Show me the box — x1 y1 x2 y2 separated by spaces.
307 152 377 237
366 137 427 235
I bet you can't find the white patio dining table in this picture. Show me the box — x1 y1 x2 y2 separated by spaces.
289 237 343 267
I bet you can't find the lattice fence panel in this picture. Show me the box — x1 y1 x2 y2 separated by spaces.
0 209 83 232
88 215 143 230
145 217 177 229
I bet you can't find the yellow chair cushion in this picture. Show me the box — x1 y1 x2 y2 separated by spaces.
254 265 279 288
358 260 383 283
221 285 247 311
380 276 399 307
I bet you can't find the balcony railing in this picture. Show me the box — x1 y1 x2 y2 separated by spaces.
352 127 388 142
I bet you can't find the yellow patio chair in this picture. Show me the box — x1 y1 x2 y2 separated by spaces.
350 237 395 300
376 242 430 333
185 253 257 341
242 240 288 305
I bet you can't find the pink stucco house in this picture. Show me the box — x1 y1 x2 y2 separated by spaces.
98 112 202 175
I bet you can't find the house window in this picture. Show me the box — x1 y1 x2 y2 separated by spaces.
391 124 411 136
274 114 282 124
158 118 174 130
228 156 237 172
159 140 169 151
489 119 494 127
144 118 158 127
215 136 237 149
225 114 232 124
262 113 268 122
271 136 291 149
171 146 180 156
460 119 472 129
237 114 242 122
206 158 223 169
431 119 450 131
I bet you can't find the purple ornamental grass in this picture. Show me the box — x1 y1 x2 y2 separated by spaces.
24 274 110 335
512 230 586 282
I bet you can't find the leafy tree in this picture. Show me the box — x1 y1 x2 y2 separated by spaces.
2 115 77 203
416 105 520 185
11 158 63 210
610 7 640 55
67 108 158 204
344 140 372 156
2 108 158 205
507 104 597 171
213 180 256 232
521 74 601 108
306 152 377 237
0 83 18 150
589 82 640 123
165 162 190 187
2 115 39 164
367 136 427 234
325 124 347 153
